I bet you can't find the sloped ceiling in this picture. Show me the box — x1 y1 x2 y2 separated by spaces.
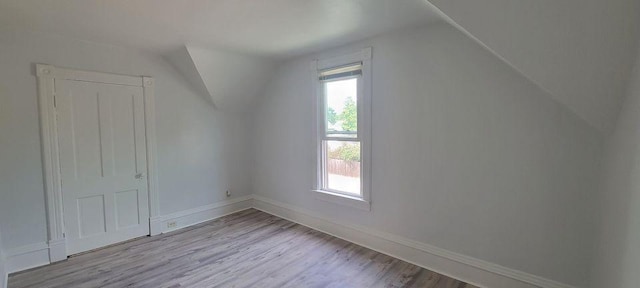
165 45 277 110
1 0 637 120
0 0 439 58
426 0 640 133
0 0 440 109
165 46 212 103
183 46 276 110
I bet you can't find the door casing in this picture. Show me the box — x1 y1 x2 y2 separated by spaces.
36 64 160 262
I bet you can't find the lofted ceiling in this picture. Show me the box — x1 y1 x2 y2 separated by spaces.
426 0 640 133
0 0 440 109
182 45 277 110
1 0 637 126
0 0 440 59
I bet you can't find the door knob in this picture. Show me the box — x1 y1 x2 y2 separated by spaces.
135 172 145 179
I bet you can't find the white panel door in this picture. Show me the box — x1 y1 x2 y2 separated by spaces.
56 79 150 255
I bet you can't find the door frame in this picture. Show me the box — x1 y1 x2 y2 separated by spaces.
36 64 160 262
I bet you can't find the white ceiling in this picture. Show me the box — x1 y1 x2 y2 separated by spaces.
427 0 640 133
9 0 634 127
0 0 440 59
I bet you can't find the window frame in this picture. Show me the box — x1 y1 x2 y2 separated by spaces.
311 48 372 211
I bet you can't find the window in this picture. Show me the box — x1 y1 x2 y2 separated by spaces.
312 48 371 210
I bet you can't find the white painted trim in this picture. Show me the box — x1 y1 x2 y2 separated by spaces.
5 243 48 258
252 195 575 288
149 215 164 236
47 239 67 263
151 196 254 234
311 47 373 208
36 67 65 244
36 65 142 87
4 194 575 288
143 76 161 235
5 242 50 274
312 190 370 211
36 64 159 258
5 197 252 275
360 50 373 208
0 248 6 288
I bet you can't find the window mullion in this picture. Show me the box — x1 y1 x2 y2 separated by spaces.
323 136 361 142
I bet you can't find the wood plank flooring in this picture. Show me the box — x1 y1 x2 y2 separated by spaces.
9 209 478 288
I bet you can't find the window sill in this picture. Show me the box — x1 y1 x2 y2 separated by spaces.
312 190 371 211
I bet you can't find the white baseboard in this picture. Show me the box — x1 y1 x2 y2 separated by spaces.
5 195 253 277
3 194 575 288
150 195 253 234
5 242 50 274
1 249 6 288
252 194 575 288
47 239 67 263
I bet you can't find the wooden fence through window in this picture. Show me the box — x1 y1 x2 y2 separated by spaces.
327 159 360 177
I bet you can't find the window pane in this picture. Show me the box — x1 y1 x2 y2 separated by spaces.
325 78 357 138
325 140 361 195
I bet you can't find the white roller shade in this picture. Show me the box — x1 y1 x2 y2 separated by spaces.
319 63 362 81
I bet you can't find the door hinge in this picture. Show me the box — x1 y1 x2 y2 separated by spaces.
53 95 57 108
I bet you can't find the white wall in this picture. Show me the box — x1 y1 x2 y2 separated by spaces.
427 0 640 133
0 29 254 253
252 23 602 287
591 42 640 288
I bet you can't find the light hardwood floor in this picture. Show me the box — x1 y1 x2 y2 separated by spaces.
9 209 478 288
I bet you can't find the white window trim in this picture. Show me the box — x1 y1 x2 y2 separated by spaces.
310 47 372 211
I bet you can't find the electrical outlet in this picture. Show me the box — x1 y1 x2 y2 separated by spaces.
226 190 231 197
167 221 177 229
